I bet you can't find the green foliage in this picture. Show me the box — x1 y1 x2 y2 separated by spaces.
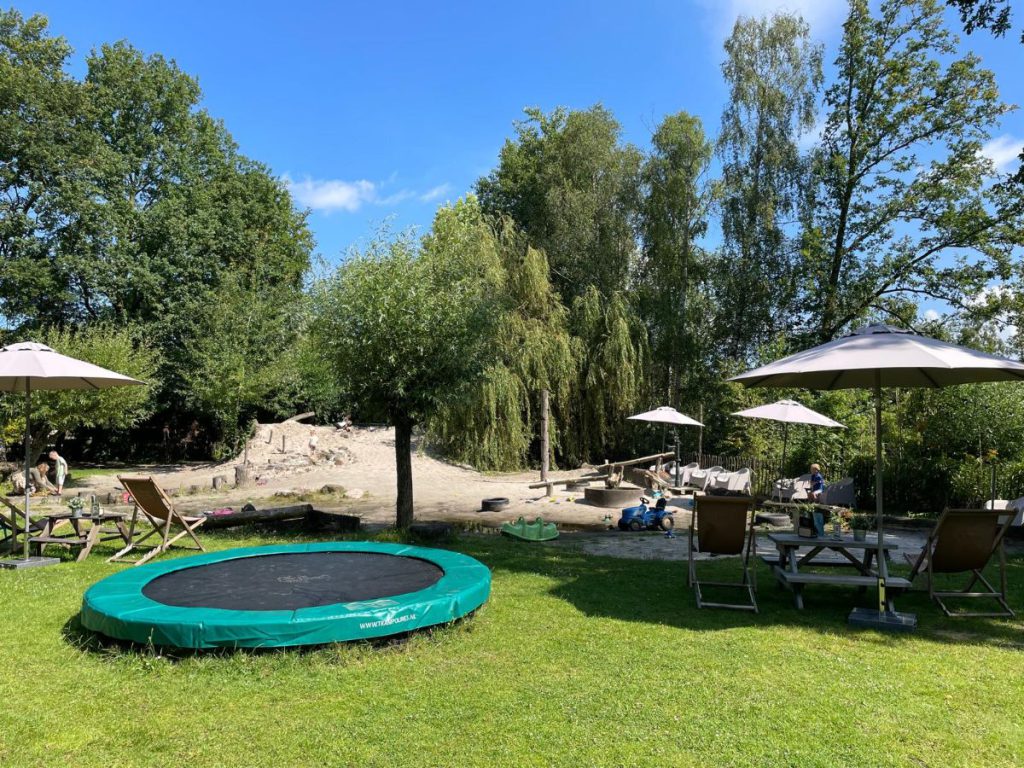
566 287 647 463
0 324 159 454
0 10 312 454
806 0 1023 340
715 12 823 357
476 105 642 302
638 112 714 412
180 266 306 455
312 205 500 425
428 214 576 470
849 514 872 530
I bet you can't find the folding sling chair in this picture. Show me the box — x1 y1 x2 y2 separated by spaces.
904 508 1014 618
688 495 758 612
108 476 206 566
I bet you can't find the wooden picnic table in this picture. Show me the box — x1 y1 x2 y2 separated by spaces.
765 532 911 611
29 510 133 562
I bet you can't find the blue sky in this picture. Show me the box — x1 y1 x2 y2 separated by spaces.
15 0 1024 264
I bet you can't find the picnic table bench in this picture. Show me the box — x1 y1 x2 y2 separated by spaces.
766 532 911 611
29 510 133 562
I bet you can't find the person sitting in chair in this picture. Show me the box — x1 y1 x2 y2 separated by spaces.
808 463 825 502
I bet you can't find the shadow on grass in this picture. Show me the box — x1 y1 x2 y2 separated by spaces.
60 527 1024 656
60 609 483 662
460 536 1024 650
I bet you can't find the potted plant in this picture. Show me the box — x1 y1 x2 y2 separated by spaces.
849 514 871 542
67 496 85 519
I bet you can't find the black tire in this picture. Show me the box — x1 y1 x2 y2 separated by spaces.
481 497 510 512
628 519 643 532
617 521 628 531
659 515 675 531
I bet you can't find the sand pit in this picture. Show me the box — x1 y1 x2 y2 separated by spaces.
74 420 628 529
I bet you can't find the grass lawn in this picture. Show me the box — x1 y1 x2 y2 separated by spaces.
2 529 1023 767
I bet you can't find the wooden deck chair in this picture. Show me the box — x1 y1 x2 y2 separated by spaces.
108 476 206 566
688 495 757 612
904 508 1014 618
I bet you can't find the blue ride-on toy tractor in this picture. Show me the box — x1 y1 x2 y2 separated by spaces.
617 496 675 532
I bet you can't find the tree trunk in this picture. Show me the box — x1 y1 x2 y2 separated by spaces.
394 414 415 529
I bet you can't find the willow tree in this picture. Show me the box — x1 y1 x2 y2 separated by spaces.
428 215 576 470
807 0 1023 341
715 12 823 357
311 204 500 528
567 287 647 463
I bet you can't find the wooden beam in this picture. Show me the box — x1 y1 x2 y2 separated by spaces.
595 452 675 471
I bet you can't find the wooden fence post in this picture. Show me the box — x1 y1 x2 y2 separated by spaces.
540 389 550 482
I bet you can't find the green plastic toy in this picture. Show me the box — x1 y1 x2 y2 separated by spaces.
501 515 559 542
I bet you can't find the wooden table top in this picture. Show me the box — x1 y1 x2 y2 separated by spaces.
43 510 128 521
768 532 900 550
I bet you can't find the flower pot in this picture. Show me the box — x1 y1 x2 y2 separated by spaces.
853 529 866 542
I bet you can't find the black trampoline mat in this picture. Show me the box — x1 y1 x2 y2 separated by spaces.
141 552 445 610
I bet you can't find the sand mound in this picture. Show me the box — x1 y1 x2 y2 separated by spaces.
238 420 356 481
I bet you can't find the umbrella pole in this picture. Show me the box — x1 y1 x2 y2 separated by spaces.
874 377 884 613
781 422 789 483
22 382 31 560
848 375 916 632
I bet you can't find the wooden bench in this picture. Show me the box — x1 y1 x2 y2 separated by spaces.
759 553 864 568
528 476 605 497
774 571 911 589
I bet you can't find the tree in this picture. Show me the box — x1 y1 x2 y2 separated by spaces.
428 213 576 471
0 13 313 451
311 205 500 527
715 12 823 357
476 105 642 302
948 0 1019 41
0 9 93 326
566 287 647 463
638 111 714 408
806 0 1024 341
181 266 306 458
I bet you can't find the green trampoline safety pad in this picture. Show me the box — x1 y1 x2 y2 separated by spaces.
81 541 491 649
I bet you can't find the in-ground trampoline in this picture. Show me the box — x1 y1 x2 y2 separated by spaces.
81 542 491 649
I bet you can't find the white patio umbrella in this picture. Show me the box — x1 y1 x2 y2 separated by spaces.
730 324 1024 629
731 399 845 489
628 406 704 485
628 406 703 428
0 342 144 566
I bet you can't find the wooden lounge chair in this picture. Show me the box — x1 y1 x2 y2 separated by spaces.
904 508 1014 618
688 495 757 612
108 476 206 566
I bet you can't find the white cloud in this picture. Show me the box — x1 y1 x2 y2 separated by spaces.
980 135 1023 172
419 183 453 203
283 175 453 213
923 308 941 321
283 175 377 213
696 0 847 41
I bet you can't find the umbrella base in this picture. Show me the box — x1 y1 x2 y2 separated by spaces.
0 555 61 570
847 607 917 633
